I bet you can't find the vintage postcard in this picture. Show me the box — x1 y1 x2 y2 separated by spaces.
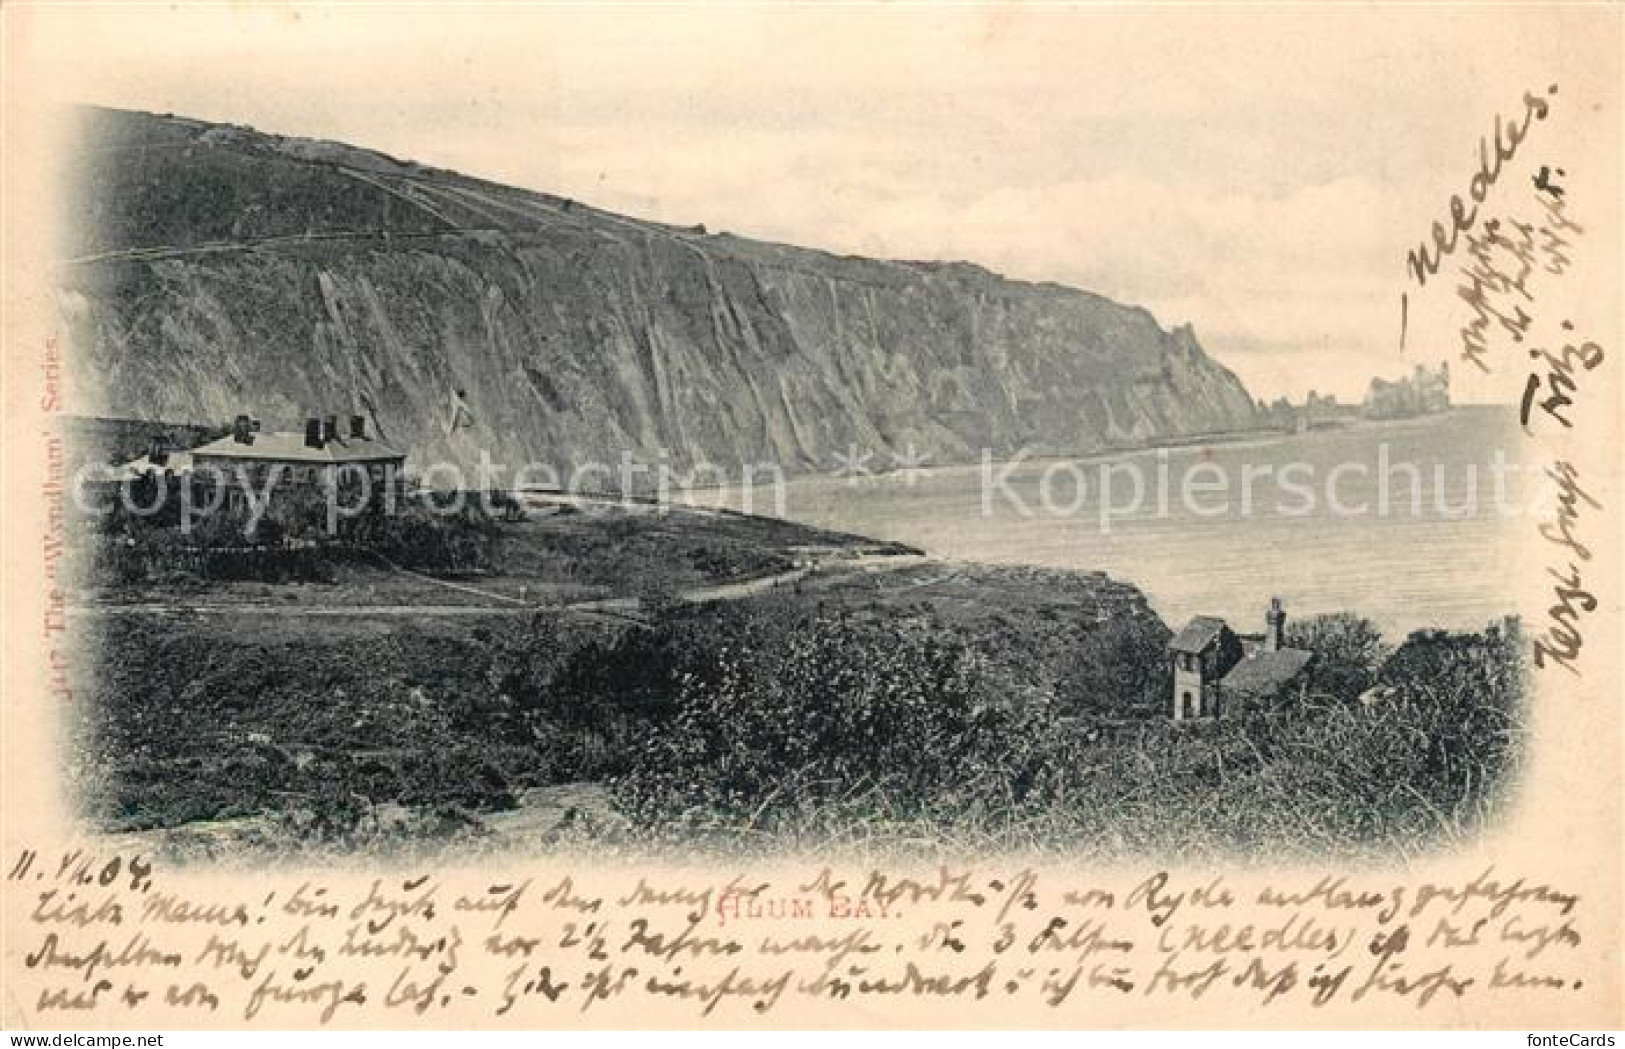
1 1 1620 1033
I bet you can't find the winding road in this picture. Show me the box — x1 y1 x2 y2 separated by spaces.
66 554 935 622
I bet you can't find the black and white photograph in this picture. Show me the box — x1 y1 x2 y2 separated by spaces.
45 12 1561 863
3 0 1620 1034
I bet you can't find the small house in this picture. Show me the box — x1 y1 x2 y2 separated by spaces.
1168 598 1314 719
1169 615 1243 719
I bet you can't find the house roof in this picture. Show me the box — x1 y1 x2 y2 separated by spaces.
106 451 195 478
190 430 405 464
1221 648 1313 696
1169 615 1230 654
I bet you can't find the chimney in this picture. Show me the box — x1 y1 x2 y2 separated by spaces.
304 417 323 448
146 438 169 467
349 414 366 440
232 414 254 444
1265 597 1285 653
323 415 338 444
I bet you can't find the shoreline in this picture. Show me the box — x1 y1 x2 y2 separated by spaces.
673 405 1500 498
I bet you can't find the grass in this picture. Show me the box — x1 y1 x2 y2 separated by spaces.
75 495 915 607
67 496 1526 864
72 593 1526 866
603 608 1526 864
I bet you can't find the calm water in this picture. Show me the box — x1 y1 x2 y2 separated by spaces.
683 407 1531 638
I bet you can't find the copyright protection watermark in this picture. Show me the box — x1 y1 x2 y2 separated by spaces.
64 441 1565 537
978 444 1555 532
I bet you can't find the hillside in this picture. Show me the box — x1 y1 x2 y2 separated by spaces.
56 107 1260 477
70 493 1172 843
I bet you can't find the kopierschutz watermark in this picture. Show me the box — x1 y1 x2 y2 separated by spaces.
67 442 1568 538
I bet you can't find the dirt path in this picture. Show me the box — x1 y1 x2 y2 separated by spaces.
55 227 506 267
368 552 531 606
67 555 928 620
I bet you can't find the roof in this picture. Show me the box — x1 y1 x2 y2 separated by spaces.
1221 648 1314 696
1169 615 1230 654
106 451 195 478
190 430 405 464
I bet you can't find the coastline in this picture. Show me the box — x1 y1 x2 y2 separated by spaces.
675 405 1508 498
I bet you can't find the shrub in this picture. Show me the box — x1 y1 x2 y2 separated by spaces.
610 611 1052 835
1032 621 1527 856
1286 612 1389 702
1054 615 1171 716
376 496 500 570
604 612 1525 858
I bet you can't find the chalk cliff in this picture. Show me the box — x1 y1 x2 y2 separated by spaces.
56 107 1259 478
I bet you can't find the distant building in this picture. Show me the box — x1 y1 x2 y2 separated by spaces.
1364 362 1450 419
1168 598 1314 719
103 444 196 481
67 417 226 482
185 413 406 514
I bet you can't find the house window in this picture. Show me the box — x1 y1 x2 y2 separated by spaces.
1182 692 1194 718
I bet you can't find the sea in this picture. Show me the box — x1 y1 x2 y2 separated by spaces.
681 405 1535 638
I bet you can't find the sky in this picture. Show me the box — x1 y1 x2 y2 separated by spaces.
14 2 1622 402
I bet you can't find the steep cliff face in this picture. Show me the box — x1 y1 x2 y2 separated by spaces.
56 107 1259 478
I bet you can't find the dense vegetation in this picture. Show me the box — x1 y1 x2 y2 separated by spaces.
605 609 1525 858
610 610 1052 849
81 478 505 585
67 468 1525 860
76 584 1527 860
